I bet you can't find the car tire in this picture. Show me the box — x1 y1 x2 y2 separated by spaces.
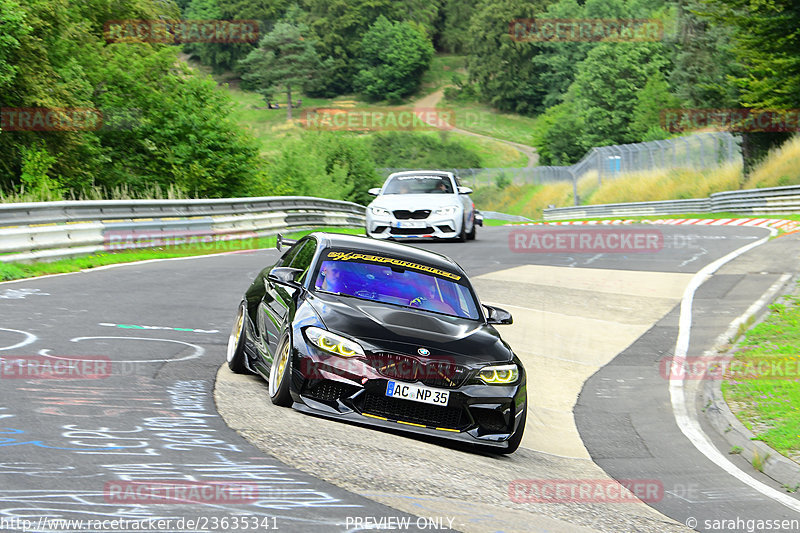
497 402 526 455
226 302 252 374
466 218 476 240
268 334 293 406
454 218 467 242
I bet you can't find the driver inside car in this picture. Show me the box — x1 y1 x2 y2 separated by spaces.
317 262 346 293
408 282 456 315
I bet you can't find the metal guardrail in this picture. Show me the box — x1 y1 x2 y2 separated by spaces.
543 185 800 221
0 197 366 263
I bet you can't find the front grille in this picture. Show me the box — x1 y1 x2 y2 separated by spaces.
367 353 469 388
304 380 359 402
393 209 431 220
389 226 433 235
362 392 468 429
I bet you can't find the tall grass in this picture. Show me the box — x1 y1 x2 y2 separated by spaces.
582 161 742 205
472 181 574 219
0 183 190 204
743 135 800 189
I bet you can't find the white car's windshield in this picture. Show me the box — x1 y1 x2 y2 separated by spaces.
382 175 454 195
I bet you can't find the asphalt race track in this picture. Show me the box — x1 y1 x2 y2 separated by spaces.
2 224 800 533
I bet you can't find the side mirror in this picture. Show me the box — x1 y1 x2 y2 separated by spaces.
276 234 297 251
457 186 473 195
484 304 513 325
268 267 304 288
368 187 381 196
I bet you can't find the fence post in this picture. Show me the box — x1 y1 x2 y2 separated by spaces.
571 168 579 206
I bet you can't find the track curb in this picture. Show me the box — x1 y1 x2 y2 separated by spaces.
506 217 799 232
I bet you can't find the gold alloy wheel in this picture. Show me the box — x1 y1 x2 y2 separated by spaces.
269 340 290 396
226 305 244 362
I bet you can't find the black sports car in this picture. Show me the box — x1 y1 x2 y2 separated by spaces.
226 232 527 453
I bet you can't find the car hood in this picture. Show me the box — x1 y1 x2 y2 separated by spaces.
369 194 461 212
305 292 512 365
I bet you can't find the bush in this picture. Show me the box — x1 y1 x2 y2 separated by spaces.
265 132 381 205
354 17 434 102
494 173 511 189
370 132 482 169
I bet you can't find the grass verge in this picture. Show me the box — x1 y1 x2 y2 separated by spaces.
438 99 539 148
722 285 800 462
0 227 363 283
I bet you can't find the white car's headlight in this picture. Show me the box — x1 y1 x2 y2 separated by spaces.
433 206 459 217
304 327 364 357
477 364 519 385
370 206 390 217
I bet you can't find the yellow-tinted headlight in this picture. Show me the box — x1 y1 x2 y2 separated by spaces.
478 364 519 385
305 327 364 357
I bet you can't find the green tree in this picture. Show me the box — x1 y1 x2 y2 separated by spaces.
218 0 288 20
669 0 741 108
239 20 322 119
184 0 257 73
0 0 266 199
354 17 433 102
0 0 30 90
699 0 799 109
301 0 441 95
531 95 586 165
439 0 480 53
630 72 680 140
571 42 670 148
698 0 799 170
467 0 549 115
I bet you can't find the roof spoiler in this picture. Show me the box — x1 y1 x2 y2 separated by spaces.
276 234 297 251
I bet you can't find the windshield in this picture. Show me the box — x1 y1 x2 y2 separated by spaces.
312 250 480 320
382 175 454 195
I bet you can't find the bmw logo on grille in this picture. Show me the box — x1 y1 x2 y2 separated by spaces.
417 348 430 356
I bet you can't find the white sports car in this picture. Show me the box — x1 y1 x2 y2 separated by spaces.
365 170 480 241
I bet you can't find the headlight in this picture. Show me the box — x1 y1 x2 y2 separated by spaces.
478 364 519 385
304 327 364 357
370 206 390 217
433 206 459 217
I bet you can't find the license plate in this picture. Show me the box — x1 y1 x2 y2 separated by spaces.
386 380 449 406
393 220 426 229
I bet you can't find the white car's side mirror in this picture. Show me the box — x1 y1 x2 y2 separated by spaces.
457 186 473 195
368 187 381 196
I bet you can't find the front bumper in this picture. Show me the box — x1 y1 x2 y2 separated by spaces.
287 347 527 450
366 213 462 240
